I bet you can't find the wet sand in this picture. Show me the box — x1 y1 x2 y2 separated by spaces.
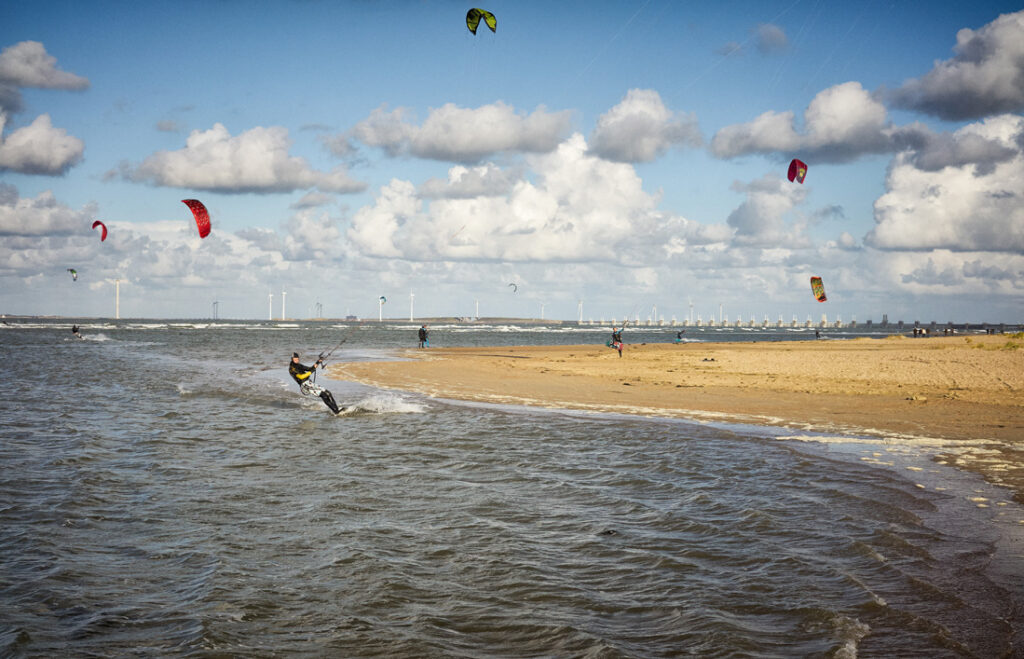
330 335 1024 500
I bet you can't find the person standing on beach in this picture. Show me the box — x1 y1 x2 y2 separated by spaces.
418 325 429 348
610 327 623 357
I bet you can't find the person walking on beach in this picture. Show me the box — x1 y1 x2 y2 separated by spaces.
289 352 342 415
610 326 623 357
418 325 429 348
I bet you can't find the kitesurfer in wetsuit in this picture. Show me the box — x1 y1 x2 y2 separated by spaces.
289 352 342 414
71 325 81 338
610 327 623 357
418 325 428 348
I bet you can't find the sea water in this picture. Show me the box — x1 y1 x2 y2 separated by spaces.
1 320 1022 656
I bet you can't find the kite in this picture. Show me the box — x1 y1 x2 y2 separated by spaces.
788 159 808 184
810 276 827 302
92 220 107 241
466 8 497 34
508 283 517 293
181 199 211 238
67 268 78 281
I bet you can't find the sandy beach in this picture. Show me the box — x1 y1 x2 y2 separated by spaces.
330 335 1024 500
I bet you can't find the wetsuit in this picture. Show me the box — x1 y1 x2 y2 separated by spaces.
418 326 428 348
288 360 341 414
611 330 623 356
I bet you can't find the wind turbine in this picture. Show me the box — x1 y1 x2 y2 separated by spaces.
409 292 415 322
688 297 694 324
268 292 273 321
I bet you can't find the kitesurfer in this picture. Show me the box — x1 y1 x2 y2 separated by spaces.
610 327 623 357
71 325 82 339
418 325 429 348
289 352 343 414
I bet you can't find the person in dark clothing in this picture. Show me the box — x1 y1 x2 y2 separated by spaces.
610 327 623 357
418 325 429 348
289 352 342 414
71 325 82 338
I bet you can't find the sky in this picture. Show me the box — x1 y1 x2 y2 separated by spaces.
1 1 1023 323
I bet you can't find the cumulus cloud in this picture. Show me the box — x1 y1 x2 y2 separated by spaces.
418 163 521 199
0 113 84 175
347 134 709 265
0 184 94 236
123 123 366 194
711 81 896 163
588 89 702 163
0 42 88 176
755 23 788 54
348 101 573 163
866 114 1024 253
893 121 1019 175
726 174 807 246
890 10 1024 120
0 41 88 93
281 208 344 261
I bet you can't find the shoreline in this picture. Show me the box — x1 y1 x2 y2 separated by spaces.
329 335 1024 501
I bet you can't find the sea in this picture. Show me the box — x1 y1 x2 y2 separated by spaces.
2 319 1022 657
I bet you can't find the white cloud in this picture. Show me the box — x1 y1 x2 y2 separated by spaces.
711 81 895 162
891 10 1024 120
0 185 94 236
0 41 89 90
348 134 707 265
0 113 84 175
725 174 808 246
588 89 702 163
349 101 573 163
124 123 366 194
866 114 1024 253
418 163 521 199
281 208 343 261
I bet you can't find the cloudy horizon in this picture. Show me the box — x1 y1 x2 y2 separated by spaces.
2 2 1022 322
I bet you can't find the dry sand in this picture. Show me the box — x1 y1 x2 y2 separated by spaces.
329 334 1024 501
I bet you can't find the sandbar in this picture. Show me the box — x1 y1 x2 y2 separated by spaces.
329 335 1024 500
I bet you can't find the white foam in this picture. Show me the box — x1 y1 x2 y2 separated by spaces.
831 615 870 659
344 392 428 415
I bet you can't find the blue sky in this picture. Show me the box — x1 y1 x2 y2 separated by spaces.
2 1 1022 322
